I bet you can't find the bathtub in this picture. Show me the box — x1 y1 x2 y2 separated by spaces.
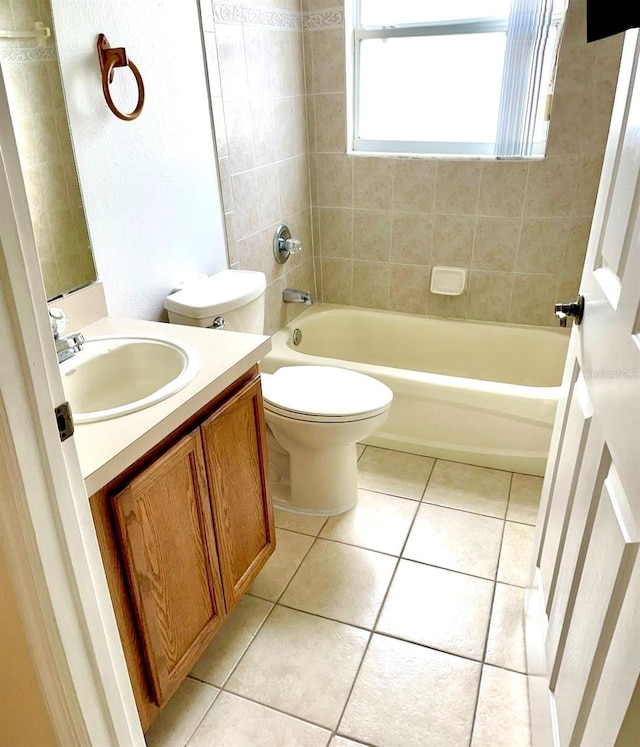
260 304 570 476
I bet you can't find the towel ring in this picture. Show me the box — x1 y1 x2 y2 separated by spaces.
97 33 145 122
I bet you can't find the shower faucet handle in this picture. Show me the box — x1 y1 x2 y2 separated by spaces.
273 224 303 264
554 295 585 327
283 237 302 253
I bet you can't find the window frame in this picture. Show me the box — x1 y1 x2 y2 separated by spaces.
349 2 564 158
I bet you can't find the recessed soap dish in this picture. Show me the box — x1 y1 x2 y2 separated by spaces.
430 266 467 296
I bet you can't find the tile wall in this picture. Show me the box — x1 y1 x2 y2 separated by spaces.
201 0 315 334
3 0 623 327
1 0 95 300
303 0 623 325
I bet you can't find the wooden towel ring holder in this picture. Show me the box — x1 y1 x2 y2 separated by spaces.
97 33 145 121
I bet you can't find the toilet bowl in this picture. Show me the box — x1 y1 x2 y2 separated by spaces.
261 366 393 515
164 270 393 515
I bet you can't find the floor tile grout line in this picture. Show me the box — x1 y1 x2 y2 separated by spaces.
358 446 436 503
215 686 336 735
328 480 431 744
246 559 532 610
277 511 535 553
421 457 437 499
420 496 510 522
229 600 531 676
270 527 509 586
467 471 514 747
391 553 501 585
273 528 325 603
276 528 406 559
357 485 532 525
332 733 378 747
359 486 423 501
189 458 533 743
205 528 326 711
200 598 282 706
188 605 531 687
181 683 222 747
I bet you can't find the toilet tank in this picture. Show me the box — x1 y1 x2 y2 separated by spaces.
164 270 266 334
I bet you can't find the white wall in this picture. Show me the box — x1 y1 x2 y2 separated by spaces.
51 0 226 320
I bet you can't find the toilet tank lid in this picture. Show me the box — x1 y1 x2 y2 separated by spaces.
164 270 266 319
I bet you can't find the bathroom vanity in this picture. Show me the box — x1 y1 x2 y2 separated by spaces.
71 316 274 732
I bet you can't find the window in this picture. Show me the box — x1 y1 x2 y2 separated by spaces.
349 0 565 157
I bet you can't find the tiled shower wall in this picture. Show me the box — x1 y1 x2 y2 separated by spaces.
1 0 95 300
200 0 315 334
304 0 623 325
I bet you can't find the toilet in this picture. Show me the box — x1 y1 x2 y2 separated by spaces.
165 269 393 515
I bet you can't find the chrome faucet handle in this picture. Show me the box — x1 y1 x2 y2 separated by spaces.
283 238 302 254
273 224 303 264
49 307 67 339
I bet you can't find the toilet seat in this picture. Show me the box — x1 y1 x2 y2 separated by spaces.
261 366 393 424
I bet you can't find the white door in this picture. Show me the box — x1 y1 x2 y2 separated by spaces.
527 30 640 747
0 69 144 746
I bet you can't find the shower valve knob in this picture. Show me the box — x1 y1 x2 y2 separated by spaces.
283 238 302 253
554 295 585 327
273 224 303 264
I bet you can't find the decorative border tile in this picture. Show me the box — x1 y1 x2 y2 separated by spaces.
212 2 301 28
303 8 345 30
213 1 245 24
0 47 56 62
244 5 300 28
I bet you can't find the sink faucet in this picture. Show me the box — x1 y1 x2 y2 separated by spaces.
282 288 313 305
49 307 85 363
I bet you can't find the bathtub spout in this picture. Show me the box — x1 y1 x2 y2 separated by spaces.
283 288 313 305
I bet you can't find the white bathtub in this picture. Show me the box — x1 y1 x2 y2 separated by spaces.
260 304 570 476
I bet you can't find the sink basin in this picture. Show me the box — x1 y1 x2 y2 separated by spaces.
60 335 200 423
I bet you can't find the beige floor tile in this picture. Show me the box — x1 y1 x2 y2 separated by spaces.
248 528 314 601
376 560 493 660
330 738 365 746
340 634 481 747
507 473 543 525
145 678 218 747
280 539 396 628
424 460 511 518
226 606 369 729
357 446 435 500
485 584 527 673
320 489 418 555
188 692 331 747
471 665 531 746
274 508 328 537
190 595 273 687
497 522 535 587
403 503 504 579
357 444 366 459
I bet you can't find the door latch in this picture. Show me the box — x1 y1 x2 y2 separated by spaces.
55 401 75 442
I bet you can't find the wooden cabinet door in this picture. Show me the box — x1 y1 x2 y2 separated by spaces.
201 375 275 608
111 430 225 707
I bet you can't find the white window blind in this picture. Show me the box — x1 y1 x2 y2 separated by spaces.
351 0 564 157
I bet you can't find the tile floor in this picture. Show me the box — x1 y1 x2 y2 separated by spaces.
146 446 541 747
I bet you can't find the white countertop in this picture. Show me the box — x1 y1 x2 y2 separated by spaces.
71 317 271 496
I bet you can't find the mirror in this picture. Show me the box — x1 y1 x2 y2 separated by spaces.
1 6 97 301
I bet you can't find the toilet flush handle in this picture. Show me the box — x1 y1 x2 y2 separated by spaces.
212 316 225 329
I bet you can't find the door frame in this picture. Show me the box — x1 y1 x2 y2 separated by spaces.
0 68 144 746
